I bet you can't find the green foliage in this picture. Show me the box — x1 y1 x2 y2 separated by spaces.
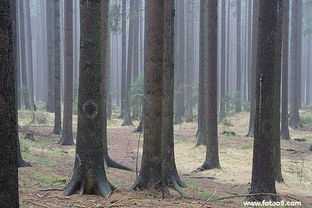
200 191 220 200
301 116 312 125
57 150 69 155
35 111 48 124
241 146 252 150
35 102 46 110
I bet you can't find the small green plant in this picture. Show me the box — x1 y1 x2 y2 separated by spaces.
241 146 252 150
223 118 234 127
35 112 48 124
200 191 220 200
57 150 69 155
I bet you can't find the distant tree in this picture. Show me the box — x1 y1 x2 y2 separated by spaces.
246 0 259 138
53 0 62 135
196 0 208 146
219 0 226 121
289 0 302 128
122 0 134 126
64 0 114 197
199 0 220 170
185 0 194 123
120 0 126 119
0 1 19 206
46 0 55 113
281 0 291 141
59 0 74 145
235 0 242 114
246 0 282 202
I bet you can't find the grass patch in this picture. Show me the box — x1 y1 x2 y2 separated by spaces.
200 191 220 200
240 146 252 150
57 150 69 156
186 181 202 190
174 136 189 144
22 152 55 167
33 172 67 185
301 116 312 125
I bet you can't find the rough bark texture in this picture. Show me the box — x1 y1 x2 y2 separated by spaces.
64 0 114 197
200 0 220 170
60 0 74 145
53 0 62 135
122 0 134 126
247 0 282 202
289 0 302 128
0 1 19 206
161 0 186 196
246 0 259 138
281 0 291 141
196 0 208 146
133 0 164 190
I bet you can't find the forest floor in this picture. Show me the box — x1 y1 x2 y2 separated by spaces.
18 110 312 208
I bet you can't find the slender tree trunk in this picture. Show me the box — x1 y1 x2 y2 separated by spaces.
133 0 164 190
235 0 242 114
185 0 193 123
246 0 259 138
64 0 114 197
219 0 226 121
199 0 220 171
53 0 62 135
306 39 311 105
225 0 231 113
289 0 302 128
246 0 282 202
280 0 291 141
122 0 134 126
0 1 19 206
120 0 127 118
59 0 74 145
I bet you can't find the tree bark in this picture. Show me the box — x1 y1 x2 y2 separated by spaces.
133 0 164 190
280 0 291 141
59 0 74 145
219 0 226 121
0 1 19 206
64 0 114 197
235 0 242 114
120 0 127 119
199 0 220 170
246 0 282 202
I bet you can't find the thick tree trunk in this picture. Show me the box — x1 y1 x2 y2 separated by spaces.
53 0 62 135
246 0 282 202
133 0 164 190
0 1 19 206
122 0 134 126
246 0 259 138
64 1 114 197
161 0 186 196
280 0 291 141
199 0 220 170
59 0 74 145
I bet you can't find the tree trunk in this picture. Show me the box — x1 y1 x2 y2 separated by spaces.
306 39 311 105
280 0 291 141
161 0 186 196
53 0 62 135
133 0 164 190
199 0 220 170
219 0 226 121
46 0 55 113
246 0 259 138
122 0 134 126
196 0 208 146
120 0 127 119
0 1 19 206
235 0 242 114
246 0 282 202
289 0 302 128
59 0 74 145
185 0 193 123
64 1 114 197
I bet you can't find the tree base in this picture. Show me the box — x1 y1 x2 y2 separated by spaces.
165 175 189 198
58 138 75 146
245 131 254 138
245 193 280 202
133 122 143 133
280 131 291 140
196 131 206 146
18 159 31 168
121 118 133 126
104 156 133 171
197 162 221 171
53 128 61 135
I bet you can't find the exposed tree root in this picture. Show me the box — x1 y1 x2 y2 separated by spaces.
133 121 143 133
18 159 31 168
196 163 221 171
280 131 291 140
167 175 190 198
104 156 133 171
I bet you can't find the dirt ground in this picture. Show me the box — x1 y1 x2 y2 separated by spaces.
18 110 312 208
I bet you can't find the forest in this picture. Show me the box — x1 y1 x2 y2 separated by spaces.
0 0 311 207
